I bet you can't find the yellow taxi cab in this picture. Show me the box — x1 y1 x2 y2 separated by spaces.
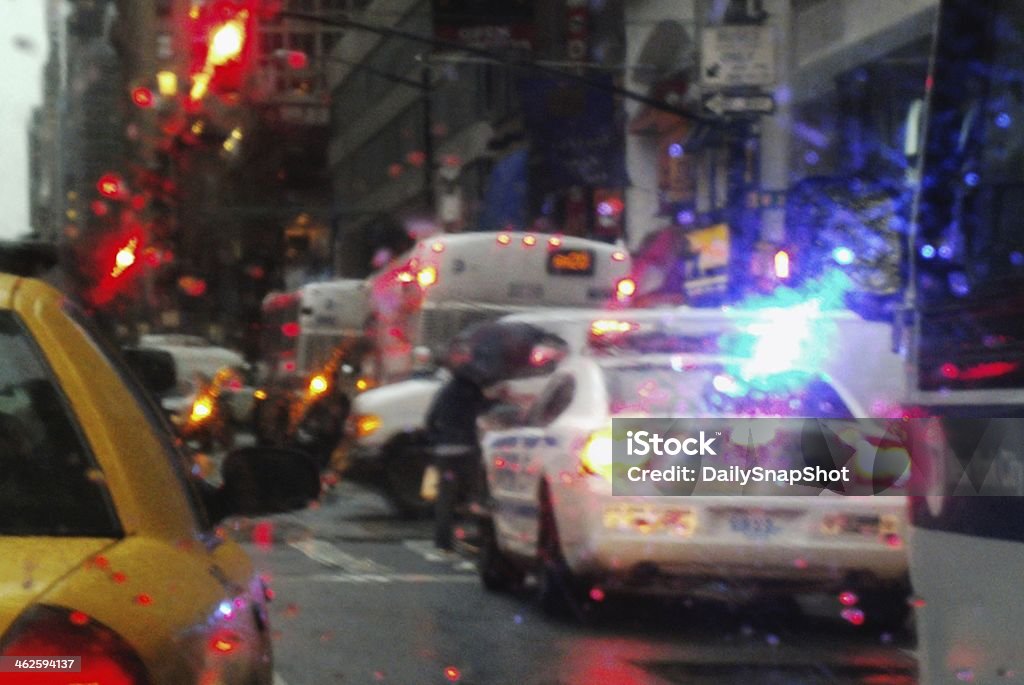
0 246 320 684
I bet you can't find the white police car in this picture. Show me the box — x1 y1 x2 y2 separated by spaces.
476 354 910 628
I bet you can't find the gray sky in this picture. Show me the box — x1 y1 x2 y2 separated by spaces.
0 0 47 240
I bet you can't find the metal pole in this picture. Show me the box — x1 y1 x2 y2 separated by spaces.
422 65 435 214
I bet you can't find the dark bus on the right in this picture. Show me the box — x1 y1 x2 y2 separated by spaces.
907 1 1024 682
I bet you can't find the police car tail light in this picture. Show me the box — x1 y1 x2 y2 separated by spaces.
416 266 437 289
579 428 614 482
0 604 150 684
590 319 637 338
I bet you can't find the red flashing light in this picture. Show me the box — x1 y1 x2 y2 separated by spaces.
131 86 155 108
281 321 300 338
959 361 1019 381
939 363 959 380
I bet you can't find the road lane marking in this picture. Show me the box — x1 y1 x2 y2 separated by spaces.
289 538 394 574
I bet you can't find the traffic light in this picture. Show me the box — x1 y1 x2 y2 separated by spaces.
188 1 255 100
110 236 139 278
131 86 155 108
96 173 127 200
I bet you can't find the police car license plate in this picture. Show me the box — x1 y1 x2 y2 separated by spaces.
729 511 781 539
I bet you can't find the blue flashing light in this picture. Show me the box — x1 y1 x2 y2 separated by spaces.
668 142 684 158
964 172 980 187
938 244 954 260
920 244 936 259
712 373 744 396
597 201 613 216
218 600 234 618
832 246 855 265
676 209 695 225
996 112 1012 129
804 150 820 165
1011 251 1024 267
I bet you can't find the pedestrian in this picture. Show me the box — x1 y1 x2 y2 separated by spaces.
425 372 493 551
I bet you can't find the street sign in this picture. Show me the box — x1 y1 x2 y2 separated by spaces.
702 91 776 117
700 25 776 88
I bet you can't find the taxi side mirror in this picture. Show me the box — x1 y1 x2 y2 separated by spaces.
217 446 321 518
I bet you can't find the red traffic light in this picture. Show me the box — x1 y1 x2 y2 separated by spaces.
131 87 154 108
188 1 255 98
96 173 126 199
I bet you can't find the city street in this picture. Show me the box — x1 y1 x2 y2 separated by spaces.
231 481 917 685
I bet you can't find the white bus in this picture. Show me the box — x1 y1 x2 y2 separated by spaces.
366 231 634 384
904 1 1024 682
253 278 370 451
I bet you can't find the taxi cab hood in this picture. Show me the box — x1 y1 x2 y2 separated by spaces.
0 537 115 635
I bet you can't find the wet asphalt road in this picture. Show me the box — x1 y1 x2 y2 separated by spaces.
223 479 917 685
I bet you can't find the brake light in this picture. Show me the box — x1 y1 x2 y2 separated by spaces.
615 277 637 302
0 605 149 684
579 428 614 481
417 266 437 288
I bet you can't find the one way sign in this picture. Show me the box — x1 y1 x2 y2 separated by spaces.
702 92 776 117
